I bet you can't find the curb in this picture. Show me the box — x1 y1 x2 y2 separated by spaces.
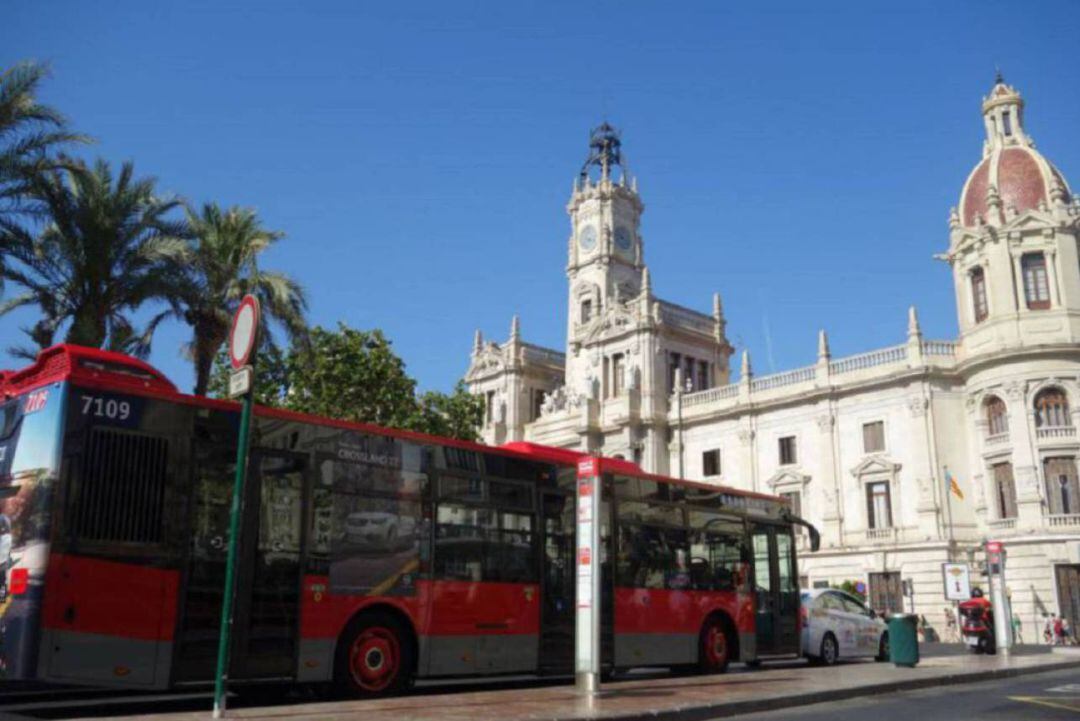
570 659 1080 721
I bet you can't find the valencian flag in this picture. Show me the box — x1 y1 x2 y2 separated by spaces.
946 469 964 500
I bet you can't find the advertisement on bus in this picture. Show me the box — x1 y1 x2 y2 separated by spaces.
0 384 66 680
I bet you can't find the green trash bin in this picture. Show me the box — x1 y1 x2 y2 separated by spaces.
887 613 920 667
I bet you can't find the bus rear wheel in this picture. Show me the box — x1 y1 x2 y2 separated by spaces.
699 616 732 674
335 612 414 697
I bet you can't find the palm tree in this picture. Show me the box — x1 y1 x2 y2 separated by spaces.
179 202 307 396
1 61 87 228
0 157 188 357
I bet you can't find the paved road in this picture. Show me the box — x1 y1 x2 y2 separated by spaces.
728 665 1080 720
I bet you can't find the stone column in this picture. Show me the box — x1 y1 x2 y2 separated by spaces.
816 410 842 548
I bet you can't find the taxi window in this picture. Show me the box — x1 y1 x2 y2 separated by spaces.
819 593 842 611
840 595 867 614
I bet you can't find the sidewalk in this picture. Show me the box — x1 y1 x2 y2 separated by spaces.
122 651 1080 721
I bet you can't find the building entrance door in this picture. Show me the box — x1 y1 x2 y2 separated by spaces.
1056 564 1080 644
869 572 903 615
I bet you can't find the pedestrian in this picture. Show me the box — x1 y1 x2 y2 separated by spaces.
1011 612 1023 644
944 606 958 642
1063 616 1073 646
1045 614 1055 644
1054 614 1065 645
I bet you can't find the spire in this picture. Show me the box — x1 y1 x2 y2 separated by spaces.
712 292 723 320
509 314 520 342
641 267 652 296
817 329 830 361
473 329 483 355
907 305 922 338
740 349 752 379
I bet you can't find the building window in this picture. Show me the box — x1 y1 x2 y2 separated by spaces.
780 490 803 536
532 389 546 421
985 395 1008 436
612 353 626 397
581 299 593 324
778 436 797 465
684 356 696 391
668 352 682 393
1002 111 1013 137
862 421 885 453
1035 388 1071 428
1044 457 1080 516
697 360 710 392
866 481 892 529
1022 253 1051 310
702 449 721 477
993 462 1018 519
971 266 988 323
485 391 495 425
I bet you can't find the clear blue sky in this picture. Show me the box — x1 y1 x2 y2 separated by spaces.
5 1 1080 392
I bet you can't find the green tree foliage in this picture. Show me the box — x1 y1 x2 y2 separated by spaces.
0 158 188 357
206 342 290 407
206 323 483 442
0 61 88 229
177 202 307 396
411 381 485 441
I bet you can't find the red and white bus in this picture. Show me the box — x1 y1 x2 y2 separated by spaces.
0 345 818 695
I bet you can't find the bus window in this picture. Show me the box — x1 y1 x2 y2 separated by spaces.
689 529 745 591
434 504 493 581
753 532 773 593
616 524 690 590
776 532 797 593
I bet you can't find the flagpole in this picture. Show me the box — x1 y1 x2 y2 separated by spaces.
943 465 955 563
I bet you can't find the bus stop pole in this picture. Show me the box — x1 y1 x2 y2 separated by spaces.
213 388 255 718
575 458 601 695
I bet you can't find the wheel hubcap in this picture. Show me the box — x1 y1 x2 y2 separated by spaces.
705 625 727 668
350 627 400 691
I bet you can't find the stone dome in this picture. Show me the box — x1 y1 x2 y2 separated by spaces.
957 77 1071 227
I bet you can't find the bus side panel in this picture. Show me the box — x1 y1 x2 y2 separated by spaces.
39 554 178 686
0 383 67 681
614 588 750 667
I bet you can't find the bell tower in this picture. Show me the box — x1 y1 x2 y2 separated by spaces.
566 123 645 346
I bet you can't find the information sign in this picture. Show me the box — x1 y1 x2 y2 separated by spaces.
942 562 971 601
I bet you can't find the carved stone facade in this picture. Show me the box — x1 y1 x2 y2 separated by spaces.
464 80 1080 641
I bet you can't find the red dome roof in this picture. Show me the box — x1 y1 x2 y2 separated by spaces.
960 147 1065 226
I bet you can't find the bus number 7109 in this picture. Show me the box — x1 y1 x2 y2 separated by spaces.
80 395 131 421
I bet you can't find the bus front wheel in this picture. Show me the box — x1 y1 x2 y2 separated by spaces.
699 616 733 674
335 612 415 697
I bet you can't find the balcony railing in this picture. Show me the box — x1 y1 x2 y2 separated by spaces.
1036 425 1077 441
1047 514 1080 528
866 527 897 543
750 365 816 393
987 517 1017 532
984 432 1010 446
829 344 907 375
682 383 739 408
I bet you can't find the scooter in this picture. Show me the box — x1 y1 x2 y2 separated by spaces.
958 591 996 655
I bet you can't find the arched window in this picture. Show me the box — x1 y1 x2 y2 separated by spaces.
971 267 988 323
984 395 1008 435
1035 388 1071 428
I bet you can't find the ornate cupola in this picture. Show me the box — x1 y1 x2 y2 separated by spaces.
957 74 1072 229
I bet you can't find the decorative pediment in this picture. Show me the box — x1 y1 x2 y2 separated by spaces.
999 207 1057 233
766 468 810 490
465 345 505 380
584 304 637 342
849 455 901 478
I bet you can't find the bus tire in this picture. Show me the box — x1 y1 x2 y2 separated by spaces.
698 615 733 674
334 611 415 697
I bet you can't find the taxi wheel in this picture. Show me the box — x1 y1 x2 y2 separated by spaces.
819 633 839 666
335 612 415 698
875 632 889 662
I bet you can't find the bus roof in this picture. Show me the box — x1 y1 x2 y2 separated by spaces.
0 344 577 468
501 441 788 506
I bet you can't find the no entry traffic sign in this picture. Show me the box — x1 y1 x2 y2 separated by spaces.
229 295 261 370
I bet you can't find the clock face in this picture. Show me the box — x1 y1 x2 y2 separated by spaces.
614 226 632 251
579 225 597 252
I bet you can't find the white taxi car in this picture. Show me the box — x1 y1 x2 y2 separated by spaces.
800 589 889 665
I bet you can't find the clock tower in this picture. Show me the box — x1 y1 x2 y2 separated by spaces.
566 123 645 352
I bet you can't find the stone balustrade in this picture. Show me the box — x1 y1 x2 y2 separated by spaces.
751 366 816 393
984 431 1010 446
829 344 908 375
987 517 1017 532
1036 425 1077 441
1047 513 1080 528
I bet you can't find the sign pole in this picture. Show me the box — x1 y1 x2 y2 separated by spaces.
575 458 601 695
213 295 261 719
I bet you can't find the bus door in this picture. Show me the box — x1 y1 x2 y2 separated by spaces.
749 523 799 656
538 490 574 673
230 450 306 679
175 446 305 681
